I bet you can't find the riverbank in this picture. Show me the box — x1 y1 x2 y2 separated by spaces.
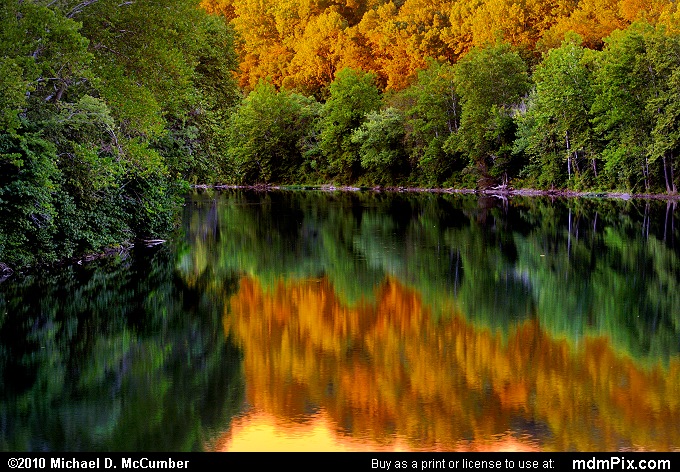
4 184 677 281
195 184 680 201
0 239 171 283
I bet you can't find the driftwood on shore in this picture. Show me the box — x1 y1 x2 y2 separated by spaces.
0 262 14 283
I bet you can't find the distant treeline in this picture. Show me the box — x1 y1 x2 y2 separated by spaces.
222 23 680 194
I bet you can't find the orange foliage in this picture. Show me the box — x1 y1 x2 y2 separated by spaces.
369 0 453 88
199 0 236 19
541 0 668 49
200 0 672 92
446 0 574 57
222 276 680 451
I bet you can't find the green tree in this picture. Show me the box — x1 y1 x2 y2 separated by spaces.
395 60 462 186
448 42 530 188
0 0 98 265
0 133 60 266
318 67 382 183
59 0 239 182
0 57 27 135
515 34 596 189
225 82 321 184
591 22 661 192
643 27 680 194
351 107 408 185
0 0 239 269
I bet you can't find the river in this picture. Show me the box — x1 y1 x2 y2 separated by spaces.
1 189 679 451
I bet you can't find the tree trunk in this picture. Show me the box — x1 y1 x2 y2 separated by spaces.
671 152 677 193
573 149 580 174
55 81 67 102
643 202 650 239
565 130 571 179
664 201 671 242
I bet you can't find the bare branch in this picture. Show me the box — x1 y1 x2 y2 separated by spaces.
66 0 100 18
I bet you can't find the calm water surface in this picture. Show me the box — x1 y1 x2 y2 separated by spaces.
1 190 679 451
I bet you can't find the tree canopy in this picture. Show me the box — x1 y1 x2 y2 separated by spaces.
4 0 680 270
202 0 673 94
0 0 238 268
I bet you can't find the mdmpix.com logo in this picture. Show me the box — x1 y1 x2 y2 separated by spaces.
573 457 671 470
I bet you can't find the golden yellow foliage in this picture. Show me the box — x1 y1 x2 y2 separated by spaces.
223 276 680 450
355 3 420 89
200 0 673 92
285 11 349 92
541 0 667 49
445 0 575 57
658 2 680 34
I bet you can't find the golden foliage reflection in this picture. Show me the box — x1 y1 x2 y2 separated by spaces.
221 276 680 451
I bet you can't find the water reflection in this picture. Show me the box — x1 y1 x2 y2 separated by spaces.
215 411 414 452
182 190 680 451
220 276 679 452
2 189 679 451
182 190 680 363
0 246 244 451
216 410 541 452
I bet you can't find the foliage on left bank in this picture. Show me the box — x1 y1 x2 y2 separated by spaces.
0 0 239 269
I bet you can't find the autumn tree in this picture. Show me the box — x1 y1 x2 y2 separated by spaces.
446 0 574 58
285 10 349 96
541 0 668 50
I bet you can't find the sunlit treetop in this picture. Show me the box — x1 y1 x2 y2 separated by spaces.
200 0 671 94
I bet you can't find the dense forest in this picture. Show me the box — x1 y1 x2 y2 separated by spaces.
2 0 680 269
214 0 680 192
0 0 238 268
